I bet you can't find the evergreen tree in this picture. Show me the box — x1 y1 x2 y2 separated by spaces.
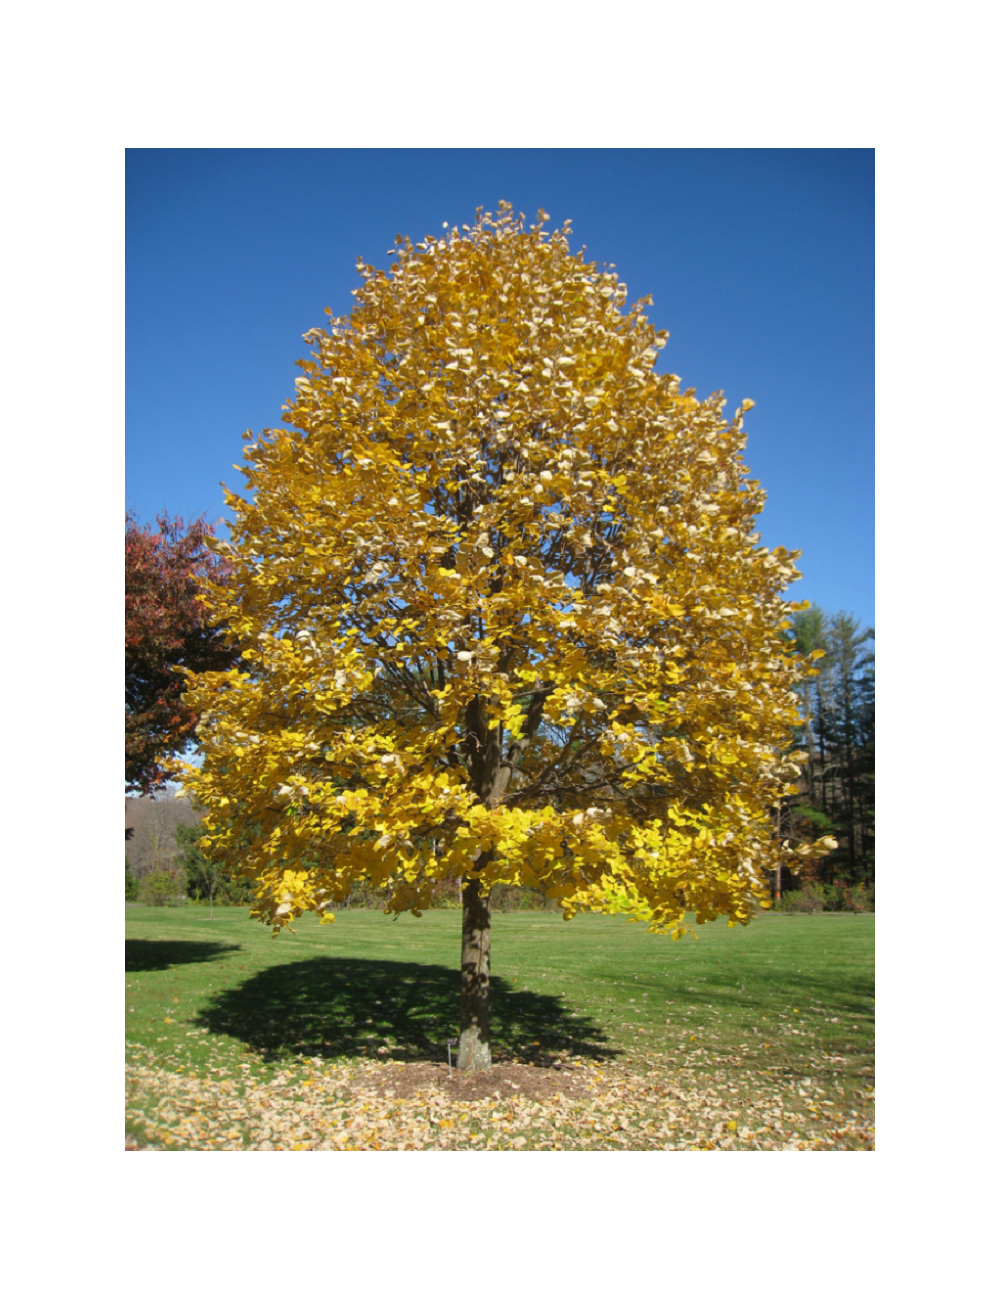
786 606 874 892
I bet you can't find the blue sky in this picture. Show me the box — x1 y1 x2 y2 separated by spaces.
127 148 873 631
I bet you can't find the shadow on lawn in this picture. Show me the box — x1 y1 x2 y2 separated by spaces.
126 939 242 972
195 957 618 1068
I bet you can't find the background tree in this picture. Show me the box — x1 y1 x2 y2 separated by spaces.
785 606 874 894
787 605 827 806
176 822 252 915
138 868 181 907
126 511 237 792
822 612 874 886
144 800 180 875
178 204 832 1069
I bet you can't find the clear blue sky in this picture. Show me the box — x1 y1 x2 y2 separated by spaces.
126 148 873 631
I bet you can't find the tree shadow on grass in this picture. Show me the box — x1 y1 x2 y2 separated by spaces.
195 957 619 1068
126 939 242 972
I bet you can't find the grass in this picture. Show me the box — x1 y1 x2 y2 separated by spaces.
125 905 874 1150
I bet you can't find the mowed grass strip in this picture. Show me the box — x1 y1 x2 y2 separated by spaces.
126 906 874 1150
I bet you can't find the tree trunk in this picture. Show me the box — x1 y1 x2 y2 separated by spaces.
455 684 544 1071
841 669 858 879
458 875 492 1070
816 672 829 817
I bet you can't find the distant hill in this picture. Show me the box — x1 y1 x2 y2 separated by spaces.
125 795 202 877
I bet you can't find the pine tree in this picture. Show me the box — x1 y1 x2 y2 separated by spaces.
786 606 874 893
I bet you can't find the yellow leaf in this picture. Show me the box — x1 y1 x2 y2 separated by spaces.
173 201 811 1005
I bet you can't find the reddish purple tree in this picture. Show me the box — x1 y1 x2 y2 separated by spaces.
125 511 237 792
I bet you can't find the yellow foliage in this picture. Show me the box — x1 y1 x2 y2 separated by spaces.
175 203 830 934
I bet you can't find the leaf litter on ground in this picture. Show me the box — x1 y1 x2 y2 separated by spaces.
125 1043 873 1152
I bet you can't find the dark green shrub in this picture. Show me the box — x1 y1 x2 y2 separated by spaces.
844 882 874 912
175 823 252 906
340 881 394 910
140 869 181 906
776 883 826 913
777 881 874 914
492 885 554 913
125 857 139 901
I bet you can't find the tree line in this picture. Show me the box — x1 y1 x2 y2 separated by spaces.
781 607 874 897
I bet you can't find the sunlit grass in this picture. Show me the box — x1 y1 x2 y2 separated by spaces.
126 905 873 1149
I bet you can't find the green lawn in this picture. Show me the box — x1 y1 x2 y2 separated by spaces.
126 905 874 1150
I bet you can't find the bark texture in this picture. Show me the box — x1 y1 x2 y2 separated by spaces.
456 688 547 1070
458 875 492 1070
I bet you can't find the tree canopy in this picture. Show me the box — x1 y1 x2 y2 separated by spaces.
126 511 236 792
177 204 832 1067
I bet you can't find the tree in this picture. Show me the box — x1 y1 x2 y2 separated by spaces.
786 606 874 893
126 511 237 792
176 822 224 916
788 605 828 807
139 869 181 907
176 822 252 915
177 204 832 1069
144 799 180 875
823 612 874 885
